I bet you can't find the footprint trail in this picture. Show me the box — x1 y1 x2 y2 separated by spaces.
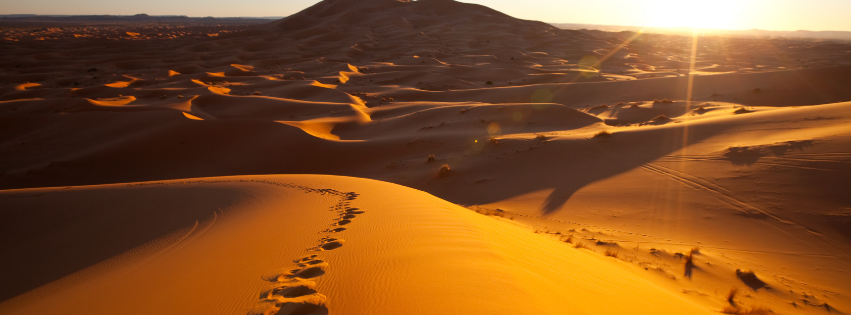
255 188 362 315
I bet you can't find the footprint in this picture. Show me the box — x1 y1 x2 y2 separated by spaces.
291 265 326 279
298 259 324 267
344 209 364 216
320 241 343 251
336 219 351 226
325 227 346 233
272 285 316 299
294 254 318 264
259 278 314 298
274 302 328 315
263 284 328 315
316 238 344 251
342 214 356 220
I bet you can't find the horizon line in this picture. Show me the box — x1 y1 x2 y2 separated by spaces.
2 13 849 33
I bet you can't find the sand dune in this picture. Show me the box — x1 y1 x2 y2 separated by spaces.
2 0 850 314
0 175 716 315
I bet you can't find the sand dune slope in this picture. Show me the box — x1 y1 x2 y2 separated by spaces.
0 175 714 315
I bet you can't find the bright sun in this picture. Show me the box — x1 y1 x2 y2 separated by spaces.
640 0 744 30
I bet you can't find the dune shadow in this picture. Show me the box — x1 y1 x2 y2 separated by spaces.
0 185 245 302
684 258 699 280
429 120 725 215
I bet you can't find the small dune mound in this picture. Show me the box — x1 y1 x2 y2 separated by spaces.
651 114 670 122
601 101 696 125
639 114 671 126
733 107 753 114
586 104 609 115
593 130 612 138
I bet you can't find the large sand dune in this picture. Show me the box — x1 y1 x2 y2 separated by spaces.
1 175 716 315
2 0 850 314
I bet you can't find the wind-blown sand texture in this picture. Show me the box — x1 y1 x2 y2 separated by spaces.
2 0 850 314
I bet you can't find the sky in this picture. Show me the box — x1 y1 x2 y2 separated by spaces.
2 0 851 32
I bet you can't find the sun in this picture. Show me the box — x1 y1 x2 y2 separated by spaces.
639 0 744 30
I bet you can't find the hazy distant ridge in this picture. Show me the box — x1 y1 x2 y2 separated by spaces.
0 14 283 26
552 23 851 41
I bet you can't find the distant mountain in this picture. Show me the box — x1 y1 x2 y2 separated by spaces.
551 23 851 42
0 14 281 26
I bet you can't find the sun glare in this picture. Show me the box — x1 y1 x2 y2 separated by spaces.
639 0 744 30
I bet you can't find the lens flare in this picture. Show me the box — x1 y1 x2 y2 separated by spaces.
531 89 553 103
487 122 502 135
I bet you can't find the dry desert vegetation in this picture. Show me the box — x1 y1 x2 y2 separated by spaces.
1 0 850 314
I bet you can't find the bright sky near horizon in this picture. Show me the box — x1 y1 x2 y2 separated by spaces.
2 0 850 32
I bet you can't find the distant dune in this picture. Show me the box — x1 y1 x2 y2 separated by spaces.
1 0 850 314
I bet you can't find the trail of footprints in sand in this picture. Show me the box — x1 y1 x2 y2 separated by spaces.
126 179 361 314
257 188 362 315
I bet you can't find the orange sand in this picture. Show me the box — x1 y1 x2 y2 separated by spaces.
1 0 850 314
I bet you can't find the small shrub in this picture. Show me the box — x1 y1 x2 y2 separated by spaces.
726 287 738 305
489 137 499 144
427 154 435 163
652 114 670 122
562 235 574 244
593 130 612 138
574 242 590 250
722 306 771 315
438 164 451 177
536 134 548 140
684 247 697 269
469 207 508 218
486 81 494 85
604 249 619 258
629 103 641 108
